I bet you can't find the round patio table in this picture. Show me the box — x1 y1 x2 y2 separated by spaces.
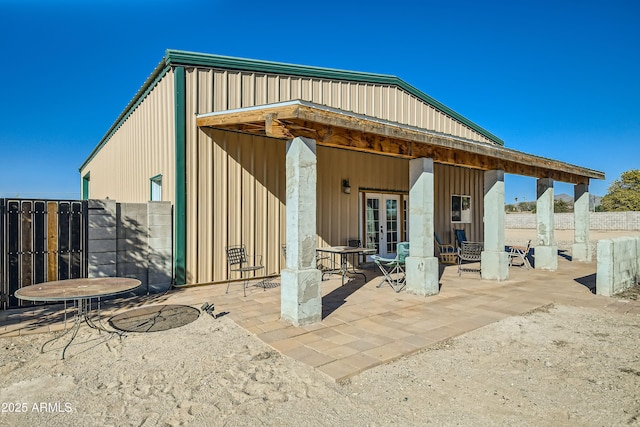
15 277 141 359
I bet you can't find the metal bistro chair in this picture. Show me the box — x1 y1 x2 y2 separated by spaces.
457 241 483 276
225 245 265 297
372 242 410 293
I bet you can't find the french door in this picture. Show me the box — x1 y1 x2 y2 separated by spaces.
364 193 401 259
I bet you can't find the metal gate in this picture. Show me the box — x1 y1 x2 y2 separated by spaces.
0 199 88 309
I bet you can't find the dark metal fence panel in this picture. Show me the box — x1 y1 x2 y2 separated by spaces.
1 199 88 309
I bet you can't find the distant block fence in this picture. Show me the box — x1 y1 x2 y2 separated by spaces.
87 199 173 295
506 212 640 230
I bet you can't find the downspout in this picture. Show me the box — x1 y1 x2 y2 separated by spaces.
174 66 186 285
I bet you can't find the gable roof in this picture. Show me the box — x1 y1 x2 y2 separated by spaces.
80 49 503 171
165 49 503 145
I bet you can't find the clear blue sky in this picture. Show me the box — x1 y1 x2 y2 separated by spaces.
1 0 638 202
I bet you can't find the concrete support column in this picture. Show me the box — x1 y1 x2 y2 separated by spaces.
405 157 439 296
573 183 592 262
481 170 509 280
536 178 558 270
281 137 322 326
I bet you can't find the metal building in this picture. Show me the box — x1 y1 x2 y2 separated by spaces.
79 50 604 295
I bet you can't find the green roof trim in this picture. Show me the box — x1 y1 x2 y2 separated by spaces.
165 49 504 145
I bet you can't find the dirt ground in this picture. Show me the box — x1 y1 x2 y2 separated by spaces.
1 300 639 426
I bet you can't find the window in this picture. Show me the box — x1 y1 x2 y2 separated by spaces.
150 175 162 201
451 195 471 223
82 172 90 200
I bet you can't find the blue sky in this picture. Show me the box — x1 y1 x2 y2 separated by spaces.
1 0 638 202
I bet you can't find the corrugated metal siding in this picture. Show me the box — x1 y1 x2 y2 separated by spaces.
192 68 495 145
186 126 484 284
434 163 485 247
79 72 176 203
186 65 486 285
186 128 287 284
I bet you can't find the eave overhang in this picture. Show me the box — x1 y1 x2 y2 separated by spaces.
197 100 604 185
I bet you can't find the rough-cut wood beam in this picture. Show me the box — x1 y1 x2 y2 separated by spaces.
196 100 603 185
196 104 299 128
265 114 293 139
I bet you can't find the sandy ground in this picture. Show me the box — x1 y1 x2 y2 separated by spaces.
2 229 640 426
1 299 639 426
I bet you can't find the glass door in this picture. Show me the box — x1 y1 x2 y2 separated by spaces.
365 193 401 258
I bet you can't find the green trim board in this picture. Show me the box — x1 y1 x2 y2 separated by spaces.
173 67 186 286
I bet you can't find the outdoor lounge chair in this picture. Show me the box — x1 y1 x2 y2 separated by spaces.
435 233 457 264
372 242 409 292
225 245 265 297
457 241 483 276
509 240 532 269
454 229 468 248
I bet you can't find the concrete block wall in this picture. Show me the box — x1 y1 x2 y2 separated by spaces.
506 212 640 231
116 203 149 291
596 237 640 296
147 202 173 293
87 199 117 277
87 200 173 295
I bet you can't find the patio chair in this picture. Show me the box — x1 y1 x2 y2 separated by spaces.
457 241 483 276
225 245 265 297
454 229 468 248
509 240 532 269
372 242 409 292
435 232 457 264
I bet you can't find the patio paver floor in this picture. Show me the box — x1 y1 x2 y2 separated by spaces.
2 257 639 382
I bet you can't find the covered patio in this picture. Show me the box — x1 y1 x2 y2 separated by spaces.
3 258 636 382
196 100 605 326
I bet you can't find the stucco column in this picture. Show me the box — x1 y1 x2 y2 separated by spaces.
536 178 558 270
281 137 322 326
405 157 439 296
573 182 592 262
481 170 509 280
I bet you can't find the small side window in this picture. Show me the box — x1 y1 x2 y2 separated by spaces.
150 175 162 201
451 195 472 223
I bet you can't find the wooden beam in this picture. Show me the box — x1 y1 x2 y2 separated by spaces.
265 114 293 139
196 104 300 128
196 102 604 183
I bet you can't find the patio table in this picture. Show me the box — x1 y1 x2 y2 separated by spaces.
316 246 376 286
14 277 141 359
